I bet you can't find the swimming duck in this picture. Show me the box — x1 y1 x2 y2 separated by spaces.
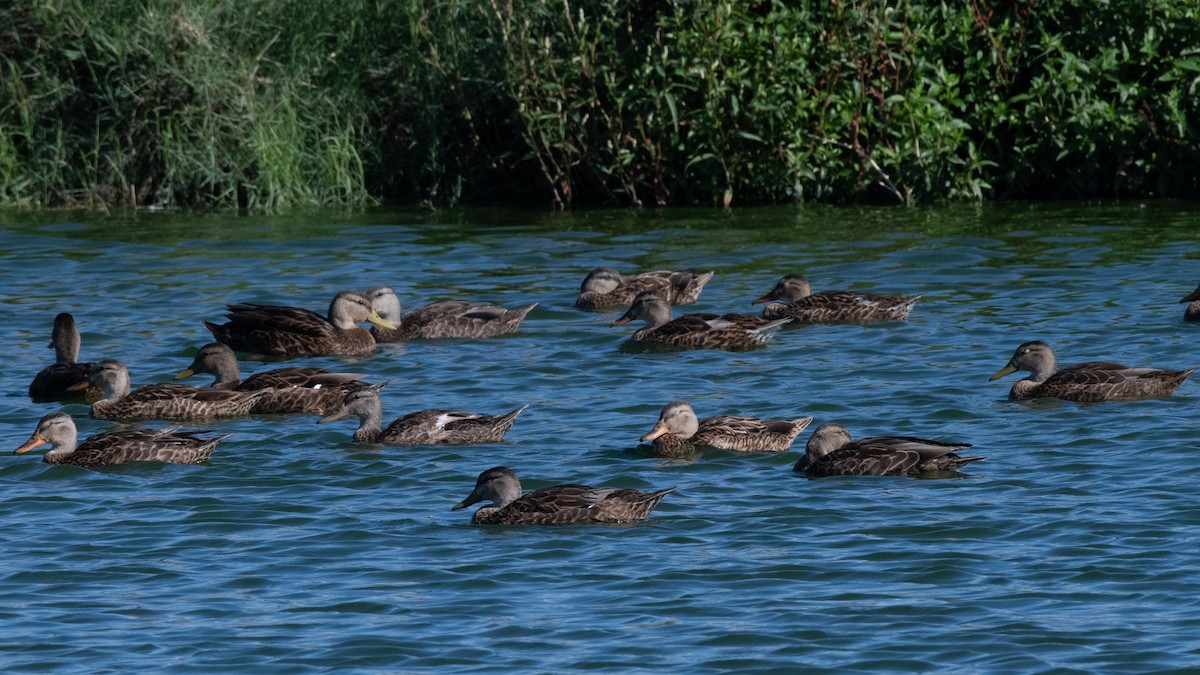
641 400 813 453
317 383 526 445
451 466 676 525
752 274 921 324
1180 283 1200 321
203 290 395 357
14 411 228 467
176 343 369 415
794 422 981 477
612 291 791 351
28 313 102 403
575 267 714 311
989 340 1195 402
366 286 537 341
78 359 266 421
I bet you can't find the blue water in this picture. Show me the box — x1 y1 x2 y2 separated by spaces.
2 203 1199 672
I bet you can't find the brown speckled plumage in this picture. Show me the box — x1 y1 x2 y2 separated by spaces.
203 290 395 357
176 343 369 415
366 286 536 341
318 384 526 445
28 313 102 403
82 359 266 421
641 400 812 453
612 291 790 351
575 267 714 311
753 274 920 324
14 411 227 467
452 466 675 525
990 340 1195 402
795 423 981 477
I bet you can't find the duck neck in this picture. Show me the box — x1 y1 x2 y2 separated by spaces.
352 398 385 443
53 326 81 364
44 428 79 462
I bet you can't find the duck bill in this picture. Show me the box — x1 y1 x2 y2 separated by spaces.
451 494 481 511
14 432 46 454
1182 288 1200 303
989 363 1017 381
750 295 773 305
611 311 634 327
640 420 670 442
317 408 351 424
174 368 195 380
366 310 397 330
65 380 91 392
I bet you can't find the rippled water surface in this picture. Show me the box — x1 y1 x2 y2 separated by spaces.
2 203 1199 672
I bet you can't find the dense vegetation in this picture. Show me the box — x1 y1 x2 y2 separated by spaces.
1 0 1197 209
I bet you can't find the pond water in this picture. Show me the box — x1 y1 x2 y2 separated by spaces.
1 202 1199 671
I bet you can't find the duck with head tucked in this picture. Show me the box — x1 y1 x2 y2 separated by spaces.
575 267 714 311
176 343 369 415
203 290 395 358
752 274 921 324
78 359 266 421
795 422 981 477
641 400 813 453
317 383 526 445
365 286 536 341
1180 282 1200 321
990 340 1195 402
452 466 676 525
28 312 102 403
612 291 791 351
15 411 228 467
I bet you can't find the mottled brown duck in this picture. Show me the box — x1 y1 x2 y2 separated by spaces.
1181 283 1200 321
752 274 921 324
794 422 981 477
989 340 1195 402
77 359 266 421
176 343 369 415
28 312 102 403
14 411 228 467
641 400 813 453
203 290 395 357
575 267 714 311
612 291 791 351
366 286 537 341
452 466 676 525
317 383 526 445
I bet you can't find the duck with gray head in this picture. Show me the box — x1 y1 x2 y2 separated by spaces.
28 312 102 403
575 267 714 311
365 286 536 341
14 411 228 467
752 274 921 324
641 400 813 453
452 466 676 525
203 290 395 358
176 343 369 415
79 359 267 422
317 383 526 445
990 340 1195 402
795 422 981 477
612 291 791 351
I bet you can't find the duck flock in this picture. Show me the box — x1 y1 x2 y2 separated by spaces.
18 270 1200 525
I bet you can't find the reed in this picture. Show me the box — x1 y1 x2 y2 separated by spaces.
1 0 1196 209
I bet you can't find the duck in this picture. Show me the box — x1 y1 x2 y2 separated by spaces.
28 312 102 403
752 274 921 324
77 359 267 421
641 400 813 453
1180 283 1200 321
612 291 791 351
989 340 1195 402
203 290 395 357
316 383 526 445
175 343 369 415
451 466 676 525
575 267 714 311
794 422 982 477
14 411 228 467
365 286 537 341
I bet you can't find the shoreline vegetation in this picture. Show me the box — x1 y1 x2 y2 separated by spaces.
1 1 1197 211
